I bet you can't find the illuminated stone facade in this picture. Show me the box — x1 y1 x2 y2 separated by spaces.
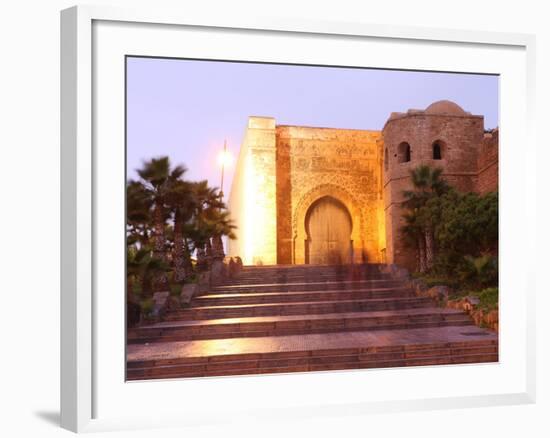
227 100 498 268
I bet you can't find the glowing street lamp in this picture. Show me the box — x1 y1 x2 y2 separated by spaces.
217 140 233 199
214 140 233 260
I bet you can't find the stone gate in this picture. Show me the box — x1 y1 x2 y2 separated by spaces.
227 101 498 269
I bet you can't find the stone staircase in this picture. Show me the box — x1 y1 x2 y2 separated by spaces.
126 264 498 380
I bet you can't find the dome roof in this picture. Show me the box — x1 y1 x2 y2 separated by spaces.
425 100 467 116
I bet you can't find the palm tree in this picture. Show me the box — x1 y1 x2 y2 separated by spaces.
127 246 148 296
208 209 236 260
165 179 195 283
402 165 449 208
134 157 185 292
180 223 196 276
126 245 170 297
190 180 224 270
402 165 449 271
126 246 148 326
402 211 427 273
127 181 152 248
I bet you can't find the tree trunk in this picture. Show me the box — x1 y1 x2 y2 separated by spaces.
173 209 186 283
127 275 134 297
152 201 169 292
205 239 213 268
142 272 153 297
196 245 207 271
212 235 225 260
183 239 193 276
424 228 435 270
418 235 427 273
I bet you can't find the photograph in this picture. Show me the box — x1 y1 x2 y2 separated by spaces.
1 0 543 434
125 56 499 380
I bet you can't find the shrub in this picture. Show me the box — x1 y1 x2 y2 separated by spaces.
457 255 498 290
131 282 143 296
140 298 154 317
401 165 498 282
417 275 460 289
477 287 499 311
435 191 498 258
170 283 183 297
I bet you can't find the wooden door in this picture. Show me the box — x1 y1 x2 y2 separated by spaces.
306 197 352 264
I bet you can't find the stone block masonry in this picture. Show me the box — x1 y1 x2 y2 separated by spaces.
275 124 385 265
228 100 498 269
477 129 499 194
382 100 494 270
227 117 277 265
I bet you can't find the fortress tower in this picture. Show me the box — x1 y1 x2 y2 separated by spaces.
382 100 486 268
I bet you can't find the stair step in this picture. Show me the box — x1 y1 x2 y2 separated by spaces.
128 308 472 343
212 279 406 293
221 277 392 286
127 352 499 379
126 326 498 380
239 263 384 272
223 272 393 282
229 268 389 275
192 287 414 306
127 263 498 380
165 296 434 320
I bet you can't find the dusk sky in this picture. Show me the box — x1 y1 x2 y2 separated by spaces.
126 57 499 201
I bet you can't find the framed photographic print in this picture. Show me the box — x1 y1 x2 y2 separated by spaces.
61 5 536 433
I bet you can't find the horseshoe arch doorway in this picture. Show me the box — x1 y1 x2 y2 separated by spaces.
305 196 353 265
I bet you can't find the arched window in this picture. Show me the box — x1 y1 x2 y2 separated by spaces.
384 148 389 171
432 140 444 160
397 142 411 163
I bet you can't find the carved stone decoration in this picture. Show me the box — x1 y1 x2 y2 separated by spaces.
292 183 370 264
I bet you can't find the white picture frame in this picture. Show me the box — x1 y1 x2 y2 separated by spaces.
60 4 536 433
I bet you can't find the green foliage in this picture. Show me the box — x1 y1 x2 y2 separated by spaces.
127 155 238 320
402 165 451 210
185 273 199 284
457 255 498 289
136 156 186 191
131 282 142 296
454 287 499 311
401 164 498 289
477 287 499 311
127 244 172 298
414 275 460 289
401 165 451 272
431 190 498 287
434 191 498 256
140 298 154 316
170 283 183 297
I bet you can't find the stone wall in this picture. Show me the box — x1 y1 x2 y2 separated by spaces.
227 117 278 265
477 129 499 194
382 101 485 270
276 125 385 264
228 101 497 268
